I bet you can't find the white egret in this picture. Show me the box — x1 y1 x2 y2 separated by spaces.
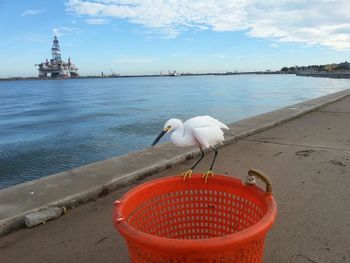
151 116 229 183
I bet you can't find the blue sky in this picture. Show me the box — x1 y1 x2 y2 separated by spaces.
1 0 350 77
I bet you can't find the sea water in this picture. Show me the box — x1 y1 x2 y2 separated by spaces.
0 75 349 188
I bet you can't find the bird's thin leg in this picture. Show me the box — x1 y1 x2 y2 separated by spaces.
209 146 218 170
202 147 217 183
182 146 204 181
191 146 205 170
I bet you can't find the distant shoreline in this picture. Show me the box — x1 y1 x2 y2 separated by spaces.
0 71 286 81
296 72 350 79
2 71 350 81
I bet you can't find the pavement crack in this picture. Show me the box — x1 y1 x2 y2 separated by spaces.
295 149 316 157
95 234 114 246
330 160 347 166
296 254 318 263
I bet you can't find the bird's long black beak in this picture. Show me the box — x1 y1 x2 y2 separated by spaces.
151 130 167 147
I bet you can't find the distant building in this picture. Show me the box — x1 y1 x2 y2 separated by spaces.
338 61 350 69
36 36 79 79
324 64 338 71
168 70 180 76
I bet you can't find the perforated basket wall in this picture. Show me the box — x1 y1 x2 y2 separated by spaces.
114 175 277 263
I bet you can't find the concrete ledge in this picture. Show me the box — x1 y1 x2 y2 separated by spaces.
1 89 349 237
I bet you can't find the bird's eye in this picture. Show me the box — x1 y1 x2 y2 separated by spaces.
165 125 171 131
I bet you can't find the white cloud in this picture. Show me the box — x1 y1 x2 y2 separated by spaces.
21 9 45 16
85 18 109 24
66 0 350 50
53 26 79 37
270 43 279 48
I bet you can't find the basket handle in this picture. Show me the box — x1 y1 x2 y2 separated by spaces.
246 169 272 193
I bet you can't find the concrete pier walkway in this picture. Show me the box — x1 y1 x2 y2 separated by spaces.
1 92 350 262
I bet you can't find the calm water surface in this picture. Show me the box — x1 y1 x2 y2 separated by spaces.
0 75 349 189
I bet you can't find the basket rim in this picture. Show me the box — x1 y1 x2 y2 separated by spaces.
113 174 277 252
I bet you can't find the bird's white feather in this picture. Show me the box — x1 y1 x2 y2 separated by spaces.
184 116 229 130
165 116 229 149
192 126 225 148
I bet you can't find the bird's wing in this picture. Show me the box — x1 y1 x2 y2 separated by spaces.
192 126 225 148
184 116 229 130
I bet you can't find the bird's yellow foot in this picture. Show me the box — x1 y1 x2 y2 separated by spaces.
181 170 193 182
202 170 214 183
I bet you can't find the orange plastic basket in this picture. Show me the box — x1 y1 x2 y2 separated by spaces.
113 170 277 263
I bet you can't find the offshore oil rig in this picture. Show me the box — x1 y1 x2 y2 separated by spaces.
36 36 79 79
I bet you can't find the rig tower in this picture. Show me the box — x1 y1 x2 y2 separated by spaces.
36 36 79 79
51 36 62 62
